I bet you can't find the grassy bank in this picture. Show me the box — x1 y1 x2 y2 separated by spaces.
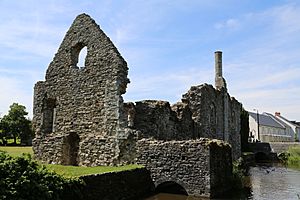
287 146 300 169
47 164 142 177
0 146 143 177
0 146 33 157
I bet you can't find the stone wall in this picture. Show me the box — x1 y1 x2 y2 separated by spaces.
182 84 241 159
248 142 272 153
209 141 233 196
126 100 194 140
32 13 133 166
125 84 242 160
182 84 224 139
81 168 155 200
136 139 232 198
229 97 242 159
33 13 242 167
269 142 300 153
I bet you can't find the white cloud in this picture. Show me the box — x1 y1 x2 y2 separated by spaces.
1 0 300 122
0 77 33 118
0 67 43 118
214 18 240 30
207 3 300 120
124 67 213 103
238 86 300 119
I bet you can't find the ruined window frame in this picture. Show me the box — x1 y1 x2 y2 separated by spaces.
42 98 57 134
70 42 88 69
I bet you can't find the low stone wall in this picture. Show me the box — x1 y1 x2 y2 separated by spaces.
269 142 300 153
260 135 293 142
136 138 232 198
247 143 280 162
81 168 155 200
248 142 272 153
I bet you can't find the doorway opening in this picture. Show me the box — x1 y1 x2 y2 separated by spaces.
62 132 80 166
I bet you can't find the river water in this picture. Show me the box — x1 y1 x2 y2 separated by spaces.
145 165 300 200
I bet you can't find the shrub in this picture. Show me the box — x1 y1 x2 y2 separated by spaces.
0 151 84 200
287 146 300 168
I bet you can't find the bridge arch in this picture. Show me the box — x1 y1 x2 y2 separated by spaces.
255 152 269 163
155 181 188 195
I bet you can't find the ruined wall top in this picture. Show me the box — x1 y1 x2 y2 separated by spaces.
46 13 129 90
33 13 130 140
33 13 243 166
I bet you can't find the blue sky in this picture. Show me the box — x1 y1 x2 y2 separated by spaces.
0 0 300 120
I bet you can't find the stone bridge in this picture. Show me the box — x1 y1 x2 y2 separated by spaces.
248 142 279 162
32 13 241 198
136 139 232 198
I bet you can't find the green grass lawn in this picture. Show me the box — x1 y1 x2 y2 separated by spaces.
0 146 143 177
46 164 143 177
0 146 33 157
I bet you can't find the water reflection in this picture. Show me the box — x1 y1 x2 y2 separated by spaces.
145 193 208 200
146 165 300 200
249 166 300 200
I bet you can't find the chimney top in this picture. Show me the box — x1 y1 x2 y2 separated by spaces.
214 51 226 90
275 112 281 116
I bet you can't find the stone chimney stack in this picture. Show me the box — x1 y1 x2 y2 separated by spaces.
215 51 227 90
215 51 222 78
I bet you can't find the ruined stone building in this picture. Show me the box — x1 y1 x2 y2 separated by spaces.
33 13 242 167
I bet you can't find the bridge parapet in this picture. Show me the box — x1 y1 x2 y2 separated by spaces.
248 142 280 162
269 142 300 153
136 138 232 198
248 142 272 153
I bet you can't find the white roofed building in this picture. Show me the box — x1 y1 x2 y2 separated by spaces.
248 112 293 142
274 112 300 142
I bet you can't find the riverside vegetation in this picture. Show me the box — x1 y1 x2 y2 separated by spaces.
283 146 300 169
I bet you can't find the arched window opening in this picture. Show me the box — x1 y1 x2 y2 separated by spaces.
42 98 56 134
62 133 80 166
70 43 87 69
155 181 188 196
78 46 87 68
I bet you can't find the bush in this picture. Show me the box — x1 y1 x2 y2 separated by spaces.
0 151 84 200
278 152 290 164
287 146 300 168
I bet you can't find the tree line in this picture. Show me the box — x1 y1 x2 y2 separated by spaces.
0 103 33 146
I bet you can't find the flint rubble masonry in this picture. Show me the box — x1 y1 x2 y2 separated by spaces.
33 13 242 167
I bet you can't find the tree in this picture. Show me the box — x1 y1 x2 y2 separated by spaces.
240 107 250 152
0 117 8 145
0 103 33 145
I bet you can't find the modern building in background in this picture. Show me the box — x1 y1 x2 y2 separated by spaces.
248 111 299 142
274 112 300 142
